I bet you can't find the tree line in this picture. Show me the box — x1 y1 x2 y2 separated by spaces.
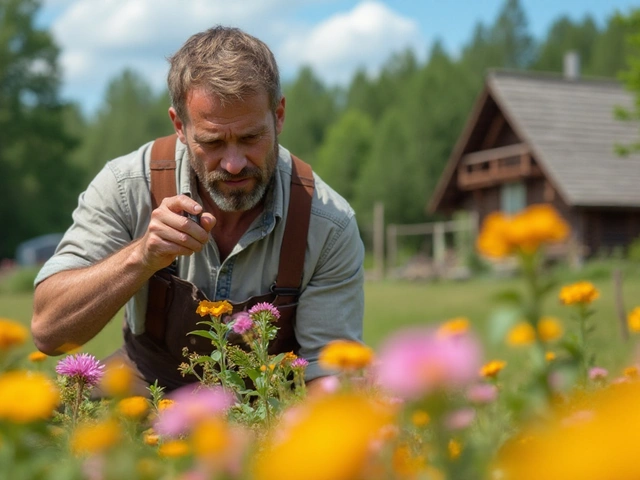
1 0 637 259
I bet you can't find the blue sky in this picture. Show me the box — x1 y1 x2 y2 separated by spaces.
37 0 638 116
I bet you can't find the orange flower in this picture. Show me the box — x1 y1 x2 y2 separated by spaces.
319 340 374 371
100 360 134 397
477 204 569 258
28 351 48 363
158 440 190 458
627 307 640 333
118 396 149 419
506 322 536 347
480 360 507 378
196 300 233 317
71 419 121 455
437 317 470 338
0 318 28 350
559 281 599 305
538 316 564 342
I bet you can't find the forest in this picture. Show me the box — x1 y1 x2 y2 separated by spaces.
2 0 640 259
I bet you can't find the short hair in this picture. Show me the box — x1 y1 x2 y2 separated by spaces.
167 26 282 123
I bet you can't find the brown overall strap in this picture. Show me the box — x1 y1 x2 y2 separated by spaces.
150 134 178 208
272 155 314 299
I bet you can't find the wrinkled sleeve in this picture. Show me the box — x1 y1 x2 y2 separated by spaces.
35 162 135 286
294 213 365 381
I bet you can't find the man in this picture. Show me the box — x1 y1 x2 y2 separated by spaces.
31 26 364 395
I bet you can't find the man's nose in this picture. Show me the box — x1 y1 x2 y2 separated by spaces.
220 145 247 175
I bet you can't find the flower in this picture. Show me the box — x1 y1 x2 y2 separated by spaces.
118 396 149 419
494 382 640 480
0 318 28 350
71 419 121 455
252 393 391 480
476 204 569 258
436 317 470 338
374 327 482 400
28 351 48 362
448 439 462 460
158 399 175 411
191 417 249 475
589 367 609 381
291 358 309 369
411 409 430 427
0 370 59 423
158 440 190 458
559 281 600 305
231 312 254 334
506 322 536 347
56 353 105 386
537 316 564 342
196 300 233 318
143 428 160 446
627 307 640 333
445 408 476 430
624 366 638 379
100 360 134 397
466 383 498 404
480 360 506 378
319 340 374 372
248 302 281 320
545 351 557 362
154 385 235 437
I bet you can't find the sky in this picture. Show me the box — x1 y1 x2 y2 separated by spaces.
36 0 639 116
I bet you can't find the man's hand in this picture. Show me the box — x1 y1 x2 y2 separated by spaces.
138 194 216 273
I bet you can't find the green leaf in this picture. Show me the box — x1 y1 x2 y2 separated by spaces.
224 370 247 391
210 350 222 363
246 368 261 382
491 289 524 305
188 329 215 340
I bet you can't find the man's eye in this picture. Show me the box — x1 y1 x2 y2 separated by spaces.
242 135 260 143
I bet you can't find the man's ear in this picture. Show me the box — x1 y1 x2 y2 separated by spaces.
275 96 285 135
169 107 187 144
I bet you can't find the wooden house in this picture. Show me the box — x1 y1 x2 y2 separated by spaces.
428 69 640 257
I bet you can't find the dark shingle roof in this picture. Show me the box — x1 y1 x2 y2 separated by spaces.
489 71 640 207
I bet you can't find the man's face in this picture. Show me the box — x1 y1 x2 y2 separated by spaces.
171 89 284 212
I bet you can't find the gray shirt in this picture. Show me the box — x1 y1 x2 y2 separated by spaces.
35 140 365 381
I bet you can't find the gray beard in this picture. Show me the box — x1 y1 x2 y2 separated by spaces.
188 143 279 212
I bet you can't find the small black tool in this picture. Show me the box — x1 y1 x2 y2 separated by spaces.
183 193 202 224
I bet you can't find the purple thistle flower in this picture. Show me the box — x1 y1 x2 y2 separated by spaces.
232 312 254 334
248 302 280 320
291 358 309 369
55 353 105 386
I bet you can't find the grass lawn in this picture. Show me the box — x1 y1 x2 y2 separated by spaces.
3 261 640 379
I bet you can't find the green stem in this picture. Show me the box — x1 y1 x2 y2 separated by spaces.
578 305 589 385
72 379 85 426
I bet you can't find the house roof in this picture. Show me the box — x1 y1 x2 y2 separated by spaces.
430 70 640 211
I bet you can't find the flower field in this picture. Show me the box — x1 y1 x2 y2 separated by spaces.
2 204 640 479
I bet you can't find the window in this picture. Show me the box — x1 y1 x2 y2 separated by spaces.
500 182 526 214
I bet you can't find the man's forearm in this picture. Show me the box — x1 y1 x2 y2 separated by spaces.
31 239 155 355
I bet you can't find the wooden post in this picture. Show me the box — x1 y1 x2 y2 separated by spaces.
434 222 445 272
372 202 384 280
387 224 397 275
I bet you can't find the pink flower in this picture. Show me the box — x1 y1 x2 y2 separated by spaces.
55 353 105 386
291 358 309 369
374 327 482 400
466 383 498 404
154 385 235 437
248 302 280 320
589 367 609 381
231 312 254 334
445 408 476 430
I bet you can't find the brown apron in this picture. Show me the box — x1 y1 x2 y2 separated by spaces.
102 135 314 394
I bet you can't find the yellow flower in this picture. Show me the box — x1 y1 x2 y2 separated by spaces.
480 360 507 378
392 444 426 477
545 351 556 362
411 409 430 427
437 317 470 338
624 366 638 379
538 316 564 342
143 428 160 446
559 281 599 305
495 382 640 480
158 399 175 411
71 419 121 455
476 204 569 258
318 340 374 371
191 417 228 458
0 318 28 350
448 439 462 460
28 351 48 363
196 300 233 318
118 396 149 419
100 360 134 397
628 307 640 333
0 371 59 423
282 351 298 363
253 393 391 480
506 322 536 347
158 440 190 458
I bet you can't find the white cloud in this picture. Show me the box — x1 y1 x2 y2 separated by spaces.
44 0 424 113
279 0 425 84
